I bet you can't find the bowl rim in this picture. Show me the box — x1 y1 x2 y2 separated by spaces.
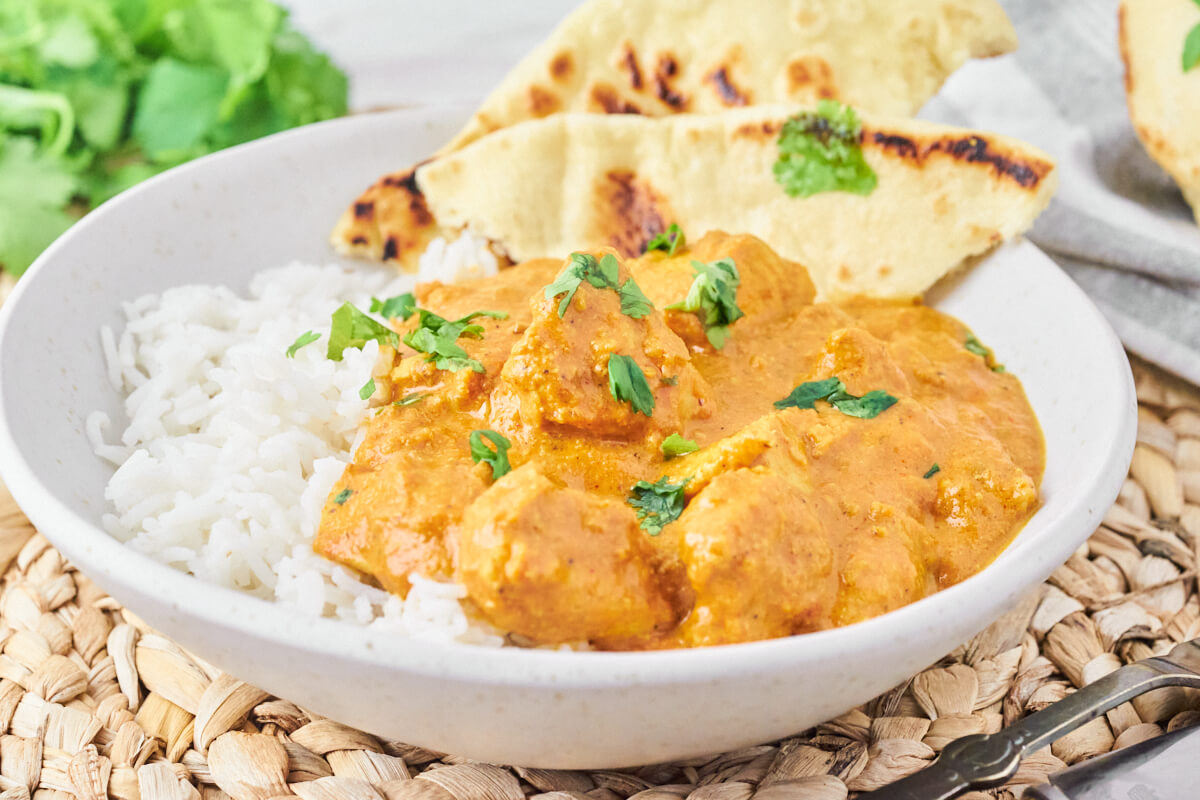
0 107 1138 688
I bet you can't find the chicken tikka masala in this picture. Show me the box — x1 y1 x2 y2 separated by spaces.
315 231 1043 650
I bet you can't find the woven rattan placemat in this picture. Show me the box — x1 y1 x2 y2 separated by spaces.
0 358 1195 800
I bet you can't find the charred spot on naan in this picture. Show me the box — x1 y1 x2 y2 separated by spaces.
706 65 752 107
590 84 645 115
786 56 839 101
549 51 574 83
653 53 689 111
528 85 562 116
331 165 442 269
594 170 673 256
620 42 644 91
868 131 1053 190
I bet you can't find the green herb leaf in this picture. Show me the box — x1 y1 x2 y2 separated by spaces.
402 307 508 373
333 488 352 505
831 390 898 419
666 258 744 348
1185 23 1200 71
326 302 398 361
964 333 1006 373
370 293 417 321
285 330 320 358
661 433 698 459
358 378 376 400
775 376 898 419
608 354 656 416
773 99 878 198
923 464 940 479
773 377 845 410
544 252 654 319
469 429 512 480
628 476 691 535
394 393 425 407
132 58 229 160
645 223 686 256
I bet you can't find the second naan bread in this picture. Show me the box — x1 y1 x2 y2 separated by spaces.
443 0 1018 152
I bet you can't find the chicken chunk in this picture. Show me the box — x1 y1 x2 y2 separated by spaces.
457 465 686 645
491 250 711 440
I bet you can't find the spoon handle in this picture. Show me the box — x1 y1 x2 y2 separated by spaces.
859 639 1200 800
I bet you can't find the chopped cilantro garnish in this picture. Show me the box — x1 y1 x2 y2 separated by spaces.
394 393 425 407
285 330 320 358
923 464 941 479
608 354 656 416
469 429 512 480
359 378 376 400
645 223 686 256
333 488 352 505
964 333 1006 373
774 376 897 419
628 476 691 535
370 293 417 320
327 302 399 361
544 252 654 319
662 375 679 386
666 258 744 348
661 433 699 460
773 99 878 198
403 308 508 373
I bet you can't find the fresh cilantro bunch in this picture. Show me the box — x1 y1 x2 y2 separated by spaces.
773 99 878 198
0 0 348 277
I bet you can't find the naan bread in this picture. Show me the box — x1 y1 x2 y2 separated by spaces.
413 107 1055 299
1120 0 1200 222
332 0 1019 266
443 0 1018 152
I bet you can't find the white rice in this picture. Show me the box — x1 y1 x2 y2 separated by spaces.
90 235 505 645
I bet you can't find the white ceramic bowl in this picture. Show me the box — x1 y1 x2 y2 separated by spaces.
0 107 1136 769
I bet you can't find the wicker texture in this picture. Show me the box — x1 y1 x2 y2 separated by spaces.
0 358 1196 800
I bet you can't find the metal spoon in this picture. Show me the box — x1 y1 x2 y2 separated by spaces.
859 638 1200 799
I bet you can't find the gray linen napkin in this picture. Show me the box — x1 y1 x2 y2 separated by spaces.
923 0 1200 384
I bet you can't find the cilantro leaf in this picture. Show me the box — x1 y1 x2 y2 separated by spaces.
628 476 691 535
774 376 897 419
333 488 352 505
661 433 698 459
773 377 844 410
469 429 512 480
773 99 878 198
923 464 940 479
370 292 417 320
359 378 376 401
964 333 1006 373
132 58 229 160
403 307 508 373
608 353 656 416
645 223 685 256
326 302 398 361
1186 23 1200 71
831 390 897 419
285 330 320 357
544 252 654 319
666 258 744 348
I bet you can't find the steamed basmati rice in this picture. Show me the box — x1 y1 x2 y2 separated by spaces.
90 236 505 645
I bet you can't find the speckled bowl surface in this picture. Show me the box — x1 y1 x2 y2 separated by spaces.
0 107 1136 768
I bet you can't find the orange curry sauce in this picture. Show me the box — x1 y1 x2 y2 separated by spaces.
315 232 1044 649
